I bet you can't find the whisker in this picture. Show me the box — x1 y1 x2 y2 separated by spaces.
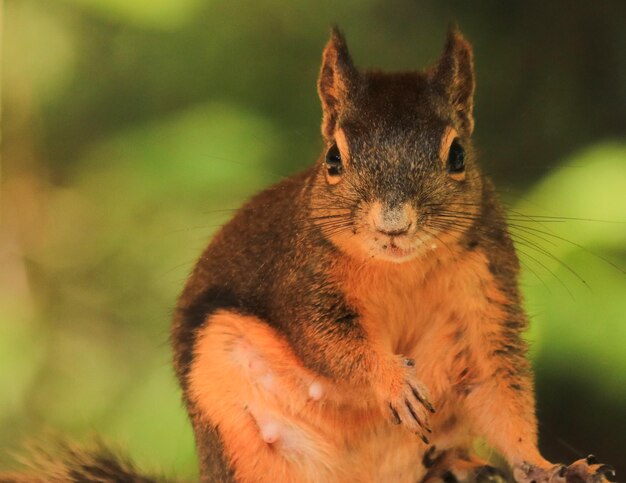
506 245 553 293
508 223 625 275
426 217 590 290
511 241 574 298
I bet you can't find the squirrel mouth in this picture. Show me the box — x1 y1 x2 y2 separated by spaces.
381 239 414 259
374 233 438 262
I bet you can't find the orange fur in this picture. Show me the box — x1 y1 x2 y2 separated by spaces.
189 311 425 482
334 246 550 470
188 243 544 482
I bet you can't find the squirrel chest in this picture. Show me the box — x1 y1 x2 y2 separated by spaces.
335 246 505 405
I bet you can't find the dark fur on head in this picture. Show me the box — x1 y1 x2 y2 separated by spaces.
312 26 481 262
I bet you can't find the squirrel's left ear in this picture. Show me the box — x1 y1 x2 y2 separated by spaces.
432 25 475 134
318 27 358 141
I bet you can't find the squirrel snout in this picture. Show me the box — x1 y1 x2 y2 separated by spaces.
370 201 415 237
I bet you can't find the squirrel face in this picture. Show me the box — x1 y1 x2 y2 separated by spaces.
310 28 483 263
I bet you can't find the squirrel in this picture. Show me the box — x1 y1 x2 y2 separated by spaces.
1 26 617 483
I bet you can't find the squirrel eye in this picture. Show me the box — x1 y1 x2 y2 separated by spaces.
447 138 465 174
325 143 343 176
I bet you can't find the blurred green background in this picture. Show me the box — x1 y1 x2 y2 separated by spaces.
1 0 625 478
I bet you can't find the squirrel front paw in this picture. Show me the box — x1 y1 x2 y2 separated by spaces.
515 456 616 483
376 356 435 442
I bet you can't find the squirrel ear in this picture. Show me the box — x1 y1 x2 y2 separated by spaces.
318 27 358 141
433 25 475 134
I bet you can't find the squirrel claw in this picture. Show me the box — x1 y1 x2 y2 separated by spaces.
385 383 431 437
410 383 436 413
596 465 617 482
388 403 402 424
566 456 616 483
380 357 433 438
516 457 616 483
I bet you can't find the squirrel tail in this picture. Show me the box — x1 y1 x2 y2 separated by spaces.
0 439 177 483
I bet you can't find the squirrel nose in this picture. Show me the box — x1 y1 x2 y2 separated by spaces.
376 223 411 237
371 202 414 237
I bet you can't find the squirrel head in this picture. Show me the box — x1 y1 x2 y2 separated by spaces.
311 26 483 264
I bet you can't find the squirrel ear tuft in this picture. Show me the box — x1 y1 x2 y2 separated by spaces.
318 27 357 141
433 25 475 134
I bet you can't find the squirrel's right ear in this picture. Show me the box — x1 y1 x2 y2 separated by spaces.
432 25 475 135
318 27 358 141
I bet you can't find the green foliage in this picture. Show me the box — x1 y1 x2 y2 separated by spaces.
65 0 205 29
519 144 626 400
0 102 280 476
